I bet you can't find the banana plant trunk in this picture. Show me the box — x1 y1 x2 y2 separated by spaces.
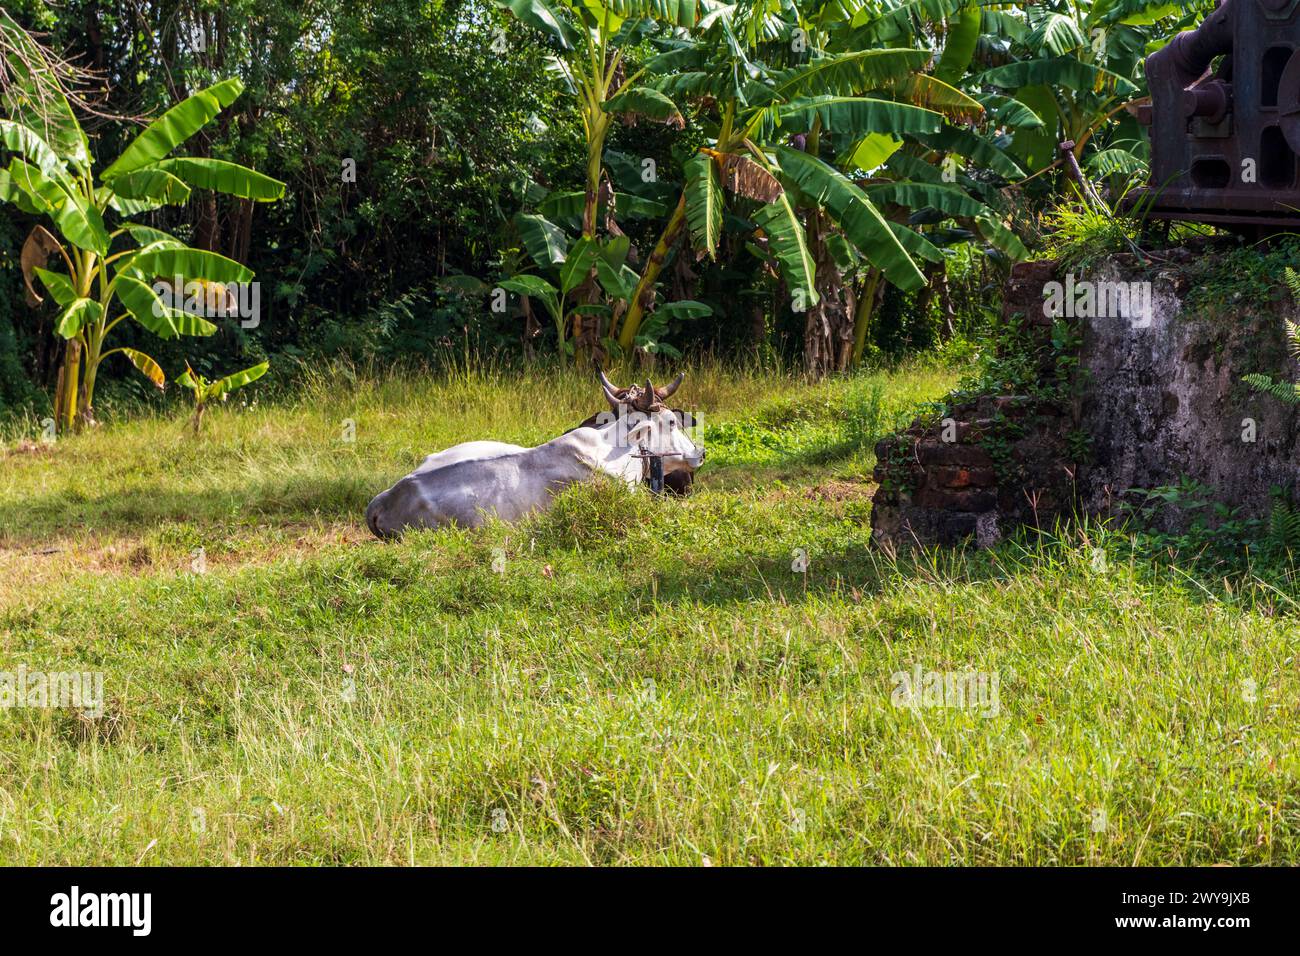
572 123 610 365
936 263 956 339
804 209 856 376
77 344 100 427
617 192 687 353
582 130 605 239
56 340 82 434
851 267 884 366
798 120 855 376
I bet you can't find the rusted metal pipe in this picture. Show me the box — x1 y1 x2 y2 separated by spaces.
1146 0 1235 89
1127 0 1300 230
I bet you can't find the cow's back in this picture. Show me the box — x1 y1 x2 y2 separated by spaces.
413 440 525 474
366 439 593 537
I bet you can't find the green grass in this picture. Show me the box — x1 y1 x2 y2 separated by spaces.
1 359 1298 865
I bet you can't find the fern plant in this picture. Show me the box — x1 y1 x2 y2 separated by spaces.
1122 480 1300 569
1266 490 1300 556
1243 267 1300 404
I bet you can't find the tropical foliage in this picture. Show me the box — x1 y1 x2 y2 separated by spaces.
1244 268 1300 406
485 0 1206 373
1 9 283 429
177 358 269 432
0 0 1228 414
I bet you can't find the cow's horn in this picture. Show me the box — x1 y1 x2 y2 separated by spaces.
656 372 684 400
596 364 623 407
596 364 621 396
642 379 655 409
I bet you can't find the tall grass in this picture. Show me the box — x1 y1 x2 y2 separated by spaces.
3 358 1299 865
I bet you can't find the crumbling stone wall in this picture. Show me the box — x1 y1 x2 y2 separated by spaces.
872 394 1074 548
872 258 1077 547
871 249 1300 548
1075 255 1300 519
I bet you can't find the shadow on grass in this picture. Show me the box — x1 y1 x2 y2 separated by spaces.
626 540 1019 609
0 471 384 545
623 523 1300 615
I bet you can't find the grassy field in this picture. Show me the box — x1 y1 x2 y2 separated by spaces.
1 359 1298 865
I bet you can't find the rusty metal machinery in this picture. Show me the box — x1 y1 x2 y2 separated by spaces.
1131 0 1300 228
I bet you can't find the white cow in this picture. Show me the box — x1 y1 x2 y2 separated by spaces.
365 374 703 538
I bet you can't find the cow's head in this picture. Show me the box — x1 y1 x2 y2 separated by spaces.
594 367 704 491
597 367 684 415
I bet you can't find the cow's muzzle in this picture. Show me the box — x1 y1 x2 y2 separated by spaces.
365 492 397 540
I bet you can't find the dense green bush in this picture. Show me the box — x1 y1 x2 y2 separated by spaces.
1 0 1217 407
0 216 42 416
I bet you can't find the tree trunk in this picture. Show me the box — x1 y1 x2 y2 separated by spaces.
851 267 884 366
56 339 82 434
84 2 106 72
571 274 603 365
194 189 220 252
77 356 99 428
521 296 539 361
617 193 687 353
190 125 222 252
230 197 254 264
582 131 604 240
749 303 767 353
937 266 956 340
52 363 65 430
803 210 856 376
571 120 610 364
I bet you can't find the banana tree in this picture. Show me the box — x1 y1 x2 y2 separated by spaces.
823 0 1033 364
496 0 712 356
613 2 991 371
496 0 708 239
177 359 269 433
961 1 1205 182
0 74 284 431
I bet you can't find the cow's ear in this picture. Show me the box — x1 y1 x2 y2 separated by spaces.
626 419 654 444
